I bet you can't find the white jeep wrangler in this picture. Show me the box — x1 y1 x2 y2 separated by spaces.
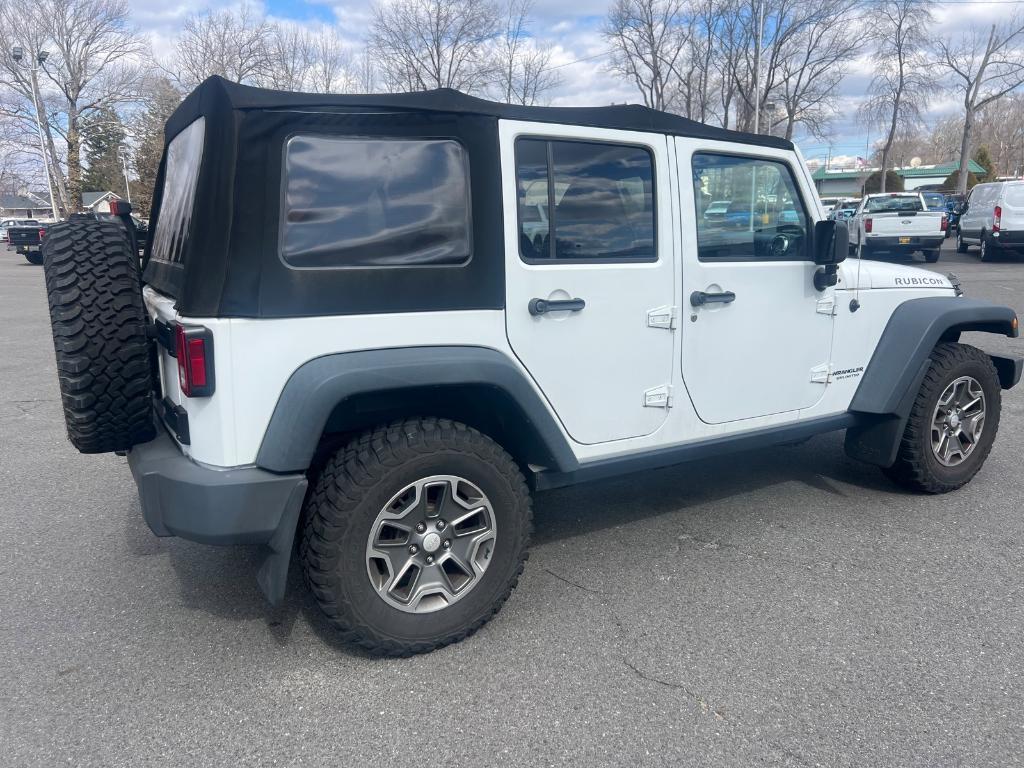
41 78 1021 655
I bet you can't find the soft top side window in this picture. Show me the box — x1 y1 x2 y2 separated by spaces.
281 136 472 269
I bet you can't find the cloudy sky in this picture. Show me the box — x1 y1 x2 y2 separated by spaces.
135 0 1011 167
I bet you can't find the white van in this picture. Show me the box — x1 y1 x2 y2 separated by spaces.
956 180 1024 260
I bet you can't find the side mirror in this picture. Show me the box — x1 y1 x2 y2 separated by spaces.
813 219 847 291
814 219 848 266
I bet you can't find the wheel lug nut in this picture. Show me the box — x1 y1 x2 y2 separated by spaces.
436 520 446 530
443 539 451 550
426 555 434 565
408 544 418 555
415 522 426 533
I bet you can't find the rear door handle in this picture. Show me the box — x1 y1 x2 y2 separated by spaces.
690 290 736 307
529 297 586 316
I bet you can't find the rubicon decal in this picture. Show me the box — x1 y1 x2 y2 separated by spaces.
893 276 947 287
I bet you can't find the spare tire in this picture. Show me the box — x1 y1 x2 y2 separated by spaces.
42 217 155 453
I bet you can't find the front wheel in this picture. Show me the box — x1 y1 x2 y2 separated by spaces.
883 343 1001 493
300 418 532 656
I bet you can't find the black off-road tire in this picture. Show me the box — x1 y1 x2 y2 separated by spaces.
42 217 155 453
882 343 1001 494
300 418 532 656
25 251 43 265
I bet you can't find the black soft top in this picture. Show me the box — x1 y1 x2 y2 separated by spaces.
144 77 793 319
165 76 792 150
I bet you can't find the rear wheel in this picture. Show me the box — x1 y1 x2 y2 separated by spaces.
301 418 532 656
956 231 968 253
883 343 1001 494
924 249 940 263
979 232 995 262
41 217 155 453
24 251 42 265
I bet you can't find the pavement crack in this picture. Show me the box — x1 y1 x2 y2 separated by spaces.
543 567 601 594
622 657 727 720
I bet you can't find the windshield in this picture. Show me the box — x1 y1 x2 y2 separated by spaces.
921 192 945 211
865 195 923 213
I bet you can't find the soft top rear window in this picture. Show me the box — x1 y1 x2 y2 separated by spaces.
150 117 205 265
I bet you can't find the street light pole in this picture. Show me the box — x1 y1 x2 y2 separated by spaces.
12 46 59 220
118 146 132 204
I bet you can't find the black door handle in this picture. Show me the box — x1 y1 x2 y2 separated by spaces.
529 297 586 316
690 290 736 307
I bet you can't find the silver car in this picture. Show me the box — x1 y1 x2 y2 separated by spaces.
956 180 1024 261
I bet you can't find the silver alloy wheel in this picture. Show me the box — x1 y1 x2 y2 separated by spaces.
930 375 986 467
366 475 497 613
980 237 987 259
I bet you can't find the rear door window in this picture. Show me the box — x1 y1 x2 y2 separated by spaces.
1003 186 1024 207
281 136 472 269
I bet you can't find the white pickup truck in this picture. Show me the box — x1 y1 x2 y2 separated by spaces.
850 192 948 263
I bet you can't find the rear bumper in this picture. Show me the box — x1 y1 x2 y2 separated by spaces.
864 235 945 251
991 230 1024 247
128 421 307 546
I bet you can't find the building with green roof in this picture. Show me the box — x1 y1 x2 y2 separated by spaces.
812 160 987 198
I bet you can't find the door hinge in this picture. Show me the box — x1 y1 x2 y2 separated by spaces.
816 296 836 316
643 384 673 408
810 363 830 384
647 305 677 330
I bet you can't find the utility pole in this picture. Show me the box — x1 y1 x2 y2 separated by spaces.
753 0 765 134
12 46 59 221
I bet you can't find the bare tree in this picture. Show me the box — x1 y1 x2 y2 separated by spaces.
938 20 1024 193
604 0 688 111
169 4 272 90
859 0 932 192
307 28 357 93
369 0 498 93
492 0 558 105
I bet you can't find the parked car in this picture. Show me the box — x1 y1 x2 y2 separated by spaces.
38 76 1021 656
944 194 967 237
830 199 859 221
1 218 39 244
956 180 1024 260
8 222 46 264
849 192 947 262
921 191 946 212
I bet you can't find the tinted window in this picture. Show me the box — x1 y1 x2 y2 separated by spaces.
516 138 655 262
151 117 205 265
282 136 471 269
865 195 923 213
922 192 945 210
691 153 809 260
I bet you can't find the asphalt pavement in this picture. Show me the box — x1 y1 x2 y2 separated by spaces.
2 240 1024 767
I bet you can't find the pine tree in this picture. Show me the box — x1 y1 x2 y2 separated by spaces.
132 78 184 217
972 145 996 182
82 107 128 200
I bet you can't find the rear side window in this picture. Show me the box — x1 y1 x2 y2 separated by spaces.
865 195 923 213
281 136 471 269
150 117 205 265
691 152 809 261
1003 186 1024 206
515 138 655 262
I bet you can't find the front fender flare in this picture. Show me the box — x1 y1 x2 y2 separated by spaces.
845 296 1019 467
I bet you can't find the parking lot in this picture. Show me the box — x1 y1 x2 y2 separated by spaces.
2 240 1023 767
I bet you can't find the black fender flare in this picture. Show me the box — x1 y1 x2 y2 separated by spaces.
255 346 579 474
845 296 1020 467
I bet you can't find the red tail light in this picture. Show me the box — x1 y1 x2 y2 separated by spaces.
994 205 1001 233
174 324 215 397
864 217 873 233
38 228 46 240
941 214 948 232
